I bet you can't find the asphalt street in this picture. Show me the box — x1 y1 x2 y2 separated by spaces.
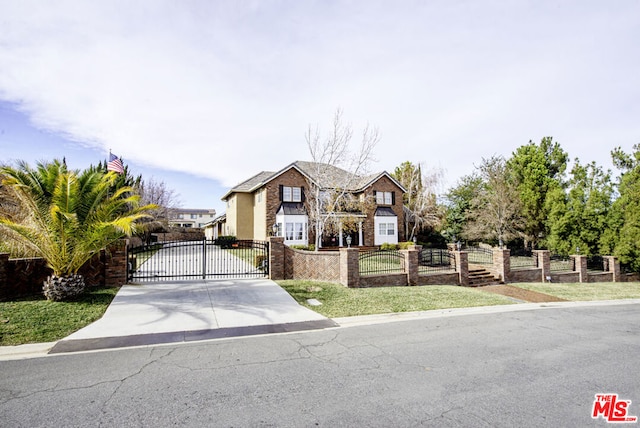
1 303 639 427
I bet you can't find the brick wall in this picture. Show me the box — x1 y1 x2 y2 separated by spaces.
0 240 129 300
284 246 340 282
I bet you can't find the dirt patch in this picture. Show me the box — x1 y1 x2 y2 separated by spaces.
478 285 568 303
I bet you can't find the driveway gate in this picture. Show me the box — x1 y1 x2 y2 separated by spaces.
127 239 269 282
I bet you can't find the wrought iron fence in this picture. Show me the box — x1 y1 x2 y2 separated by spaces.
359 249 405 275
550 255 575 272
587 255 607 272
127 239 269 281
510 248 538 270
466 247 494 265
419 248 456 274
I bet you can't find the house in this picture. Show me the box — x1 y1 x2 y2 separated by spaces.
216 161 406 247
203 213 226 240
168 208 217 228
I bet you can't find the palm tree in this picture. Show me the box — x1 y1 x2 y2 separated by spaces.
0 159 155 301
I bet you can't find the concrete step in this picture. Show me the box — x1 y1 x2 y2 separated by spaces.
468 268 501 287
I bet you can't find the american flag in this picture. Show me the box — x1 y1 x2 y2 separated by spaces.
107 153 124 174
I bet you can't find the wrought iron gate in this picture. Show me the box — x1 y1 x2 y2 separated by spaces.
127 239 269 282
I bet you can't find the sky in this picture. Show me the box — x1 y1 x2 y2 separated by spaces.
1 0 639 215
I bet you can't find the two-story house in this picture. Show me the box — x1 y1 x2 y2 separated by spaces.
168 208 217 228
218 161 406 247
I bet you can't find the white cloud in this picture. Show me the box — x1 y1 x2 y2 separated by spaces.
0 0 639 191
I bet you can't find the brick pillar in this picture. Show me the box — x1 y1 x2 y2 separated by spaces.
604 256 621 282
104 240 128 287
455 251 469 286
405 245 421 286
340 248 360 288
534 250 551 282
573 255 588 283
269 237 285 280
0 253 8 300
493 248 510 283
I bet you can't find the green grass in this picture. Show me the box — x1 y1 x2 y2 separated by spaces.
0 287 119 346
514 282 640 301
277 280 516 318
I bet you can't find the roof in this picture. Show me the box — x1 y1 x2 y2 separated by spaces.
221 160 406 200
277 202 307 215
375 207 398 217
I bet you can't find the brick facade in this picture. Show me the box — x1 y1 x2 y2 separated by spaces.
360 175 406 245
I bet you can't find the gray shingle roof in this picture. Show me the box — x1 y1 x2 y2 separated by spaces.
222 160 406 200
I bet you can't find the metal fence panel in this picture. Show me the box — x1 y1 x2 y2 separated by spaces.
127 239 269 281
359 249 405 275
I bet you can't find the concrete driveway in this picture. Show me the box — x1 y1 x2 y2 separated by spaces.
50 279 337 354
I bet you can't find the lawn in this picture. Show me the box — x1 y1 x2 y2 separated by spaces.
514 282 640 301
0 287 119 346
277 280 516 318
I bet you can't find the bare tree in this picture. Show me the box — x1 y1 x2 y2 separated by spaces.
304 109 379 249
135 178 182 244
464 156 523 248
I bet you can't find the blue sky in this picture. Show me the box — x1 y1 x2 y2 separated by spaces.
1 0 639 216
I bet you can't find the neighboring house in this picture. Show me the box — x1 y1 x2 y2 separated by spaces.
168 208 217 228
203 213 226 240
218 161 406 247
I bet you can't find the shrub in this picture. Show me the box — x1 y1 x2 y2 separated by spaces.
254 254 267 269
398 241 414 250
215 236 237 249
290 244 316 251
380 243 399 250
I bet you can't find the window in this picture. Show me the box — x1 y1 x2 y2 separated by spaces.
178 214 184 219
375 191 393 205
284 222 306 241
282 186 302 202
292 187 301 202
379 223 395 236
386 222 395 235
285 223 295 240
191 214 197 219
379 223 387 235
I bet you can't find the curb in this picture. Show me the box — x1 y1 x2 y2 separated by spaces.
2 299 639 361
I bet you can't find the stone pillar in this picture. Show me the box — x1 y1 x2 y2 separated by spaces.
0 253 8 300
269 237 285 280
604 256 621 282
405 245 422 286
493 248 510 283
340 247 360 288
573 255 588 283
534 250 551 282
104 240 128 287
455 251 469 286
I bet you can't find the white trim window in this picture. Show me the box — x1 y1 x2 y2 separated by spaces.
282 186 302 202
374 214 398 246
375 191 393 205
276 212 308 246
378 222 395 236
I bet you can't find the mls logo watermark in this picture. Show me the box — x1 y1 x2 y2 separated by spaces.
592 394 638 423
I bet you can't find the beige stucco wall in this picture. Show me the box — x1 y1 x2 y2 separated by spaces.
225 193 255 239
253 188 268 240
